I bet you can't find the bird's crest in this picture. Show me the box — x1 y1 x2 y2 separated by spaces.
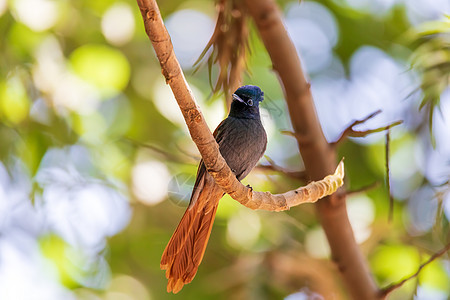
232 85 264 106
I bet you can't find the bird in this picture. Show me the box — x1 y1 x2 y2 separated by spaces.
160 85 267 293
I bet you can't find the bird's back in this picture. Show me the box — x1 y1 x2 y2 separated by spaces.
216 116 267 180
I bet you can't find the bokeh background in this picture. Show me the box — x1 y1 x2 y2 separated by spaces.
0 0 449 299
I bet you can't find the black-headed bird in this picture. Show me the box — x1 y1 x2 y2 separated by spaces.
160 85 267 293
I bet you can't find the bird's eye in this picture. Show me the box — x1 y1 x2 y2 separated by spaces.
247 99 253 106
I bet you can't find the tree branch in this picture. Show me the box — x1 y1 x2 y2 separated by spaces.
331 110 403 146
243 0 379 299
136 0 344 212
346 181 380 196
380 243 450 298
385 129 394 222
347 120 403 138
255 156 308 181
123 138 195 164
255 164 307 181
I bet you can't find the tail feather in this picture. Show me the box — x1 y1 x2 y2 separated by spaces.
160 209 195 266
161 181 223 293
191 205 218 268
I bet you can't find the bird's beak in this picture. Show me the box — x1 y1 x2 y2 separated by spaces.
232 94 245 104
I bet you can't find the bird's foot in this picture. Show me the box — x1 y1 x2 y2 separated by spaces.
246 184 253 191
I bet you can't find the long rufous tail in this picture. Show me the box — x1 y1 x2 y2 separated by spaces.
160 182 223 293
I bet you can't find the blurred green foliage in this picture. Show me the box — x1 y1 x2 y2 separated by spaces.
410 16 450 144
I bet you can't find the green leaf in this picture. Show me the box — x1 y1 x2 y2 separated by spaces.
0 77 30 124
69 44 130 96
371 244 420 282
418 257 450 292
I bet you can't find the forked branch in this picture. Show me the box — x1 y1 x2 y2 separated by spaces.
380 242 450 298
332 110 403 146
136 0 344 211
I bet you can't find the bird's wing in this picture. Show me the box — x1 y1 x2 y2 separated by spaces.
188 119 228 208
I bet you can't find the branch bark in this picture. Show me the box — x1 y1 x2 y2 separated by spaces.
136 0 343 213
243 0 379 299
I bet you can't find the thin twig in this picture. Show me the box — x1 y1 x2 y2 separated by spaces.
330 108 403 146
346 182 380 196
282 119 403 147
123 138 194 164
332 110 382 145
255 156 307 181
255 164 307 181
386 129 393 223
173 142 201 161
380 243 450 297
349 121 403 138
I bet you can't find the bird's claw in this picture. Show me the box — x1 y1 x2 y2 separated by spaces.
246 184 253 191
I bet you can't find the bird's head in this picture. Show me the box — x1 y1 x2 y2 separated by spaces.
232 85 264 107
230 85 264 119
